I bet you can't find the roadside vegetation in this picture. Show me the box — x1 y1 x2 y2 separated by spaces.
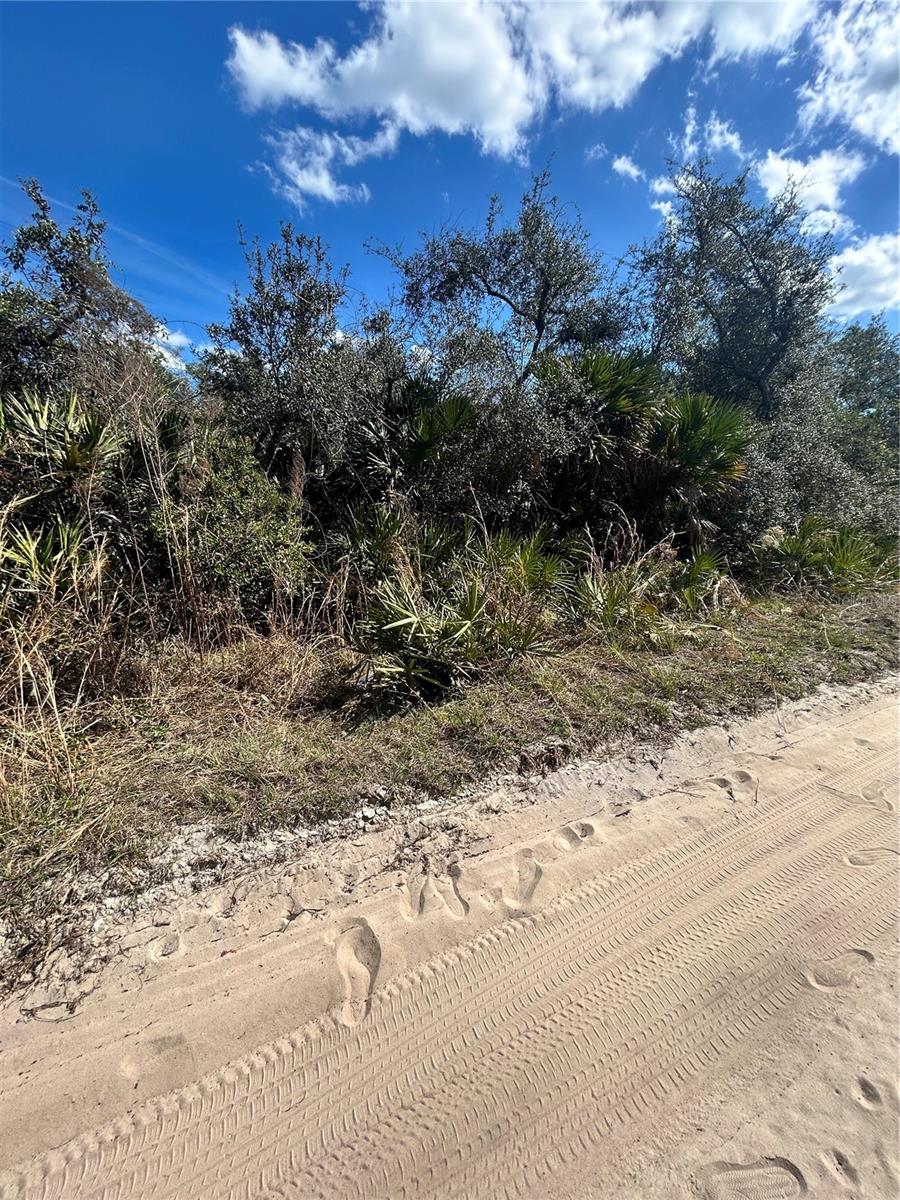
1 166 897 990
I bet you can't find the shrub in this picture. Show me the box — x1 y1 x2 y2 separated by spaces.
718 366 898 559
349 521 565 700
1 515 105 608
668 548 737 614
0 174 894 721
752 519 893 595
157 435 310 628
569 559 664 635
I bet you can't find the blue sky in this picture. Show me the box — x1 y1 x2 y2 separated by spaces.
1 1 897 365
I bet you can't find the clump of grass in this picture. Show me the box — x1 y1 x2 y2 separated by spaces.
0 667 153 994
341 512 744 703
753 518 895 596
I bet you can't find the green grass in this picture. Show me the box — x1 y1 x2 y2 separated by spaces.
1 589 897 993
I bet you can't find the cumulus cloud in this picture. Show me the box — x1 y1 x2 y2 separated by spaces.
707 0 817 59
517 1 710 113
799 0 900 154
802 209 857 238
156 326 192 352
229 3 535 158
228 1 822 205
227 29 338 111
756 147 865 238
828 232 900 317
612 154 644 181
585 142 608 162
756 147 865 209
230 2 816 145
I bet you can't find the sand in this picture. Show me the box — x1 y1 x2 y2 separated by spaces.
0 680 897 1199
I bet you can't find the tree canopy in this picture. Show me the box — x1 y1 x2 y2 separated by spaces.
380 172 627 389
637 162 835 419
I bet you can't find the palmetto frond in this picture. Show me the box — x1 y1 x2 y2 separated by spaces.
1 389 122 477
651 393 750 491
579 350 664 418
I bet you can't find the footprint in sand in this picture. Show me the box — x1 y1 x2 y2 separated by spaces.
843 847 899 867
407 868 469 920
503 849 543 912
710 770 759 803
854 1075 883 1109
701 1156 807 1198
552 822 595 853
822 1148 860 1187
803 948 875 992
859 783 895 811
443 864 470 915
825 783 895 813
148 930 182 961
335 919 381 1027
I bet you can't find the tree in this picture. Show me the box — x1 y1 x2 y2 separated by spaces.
717 339 898 555
830 314 899 450
0 179 156 399
195 225 354 497
379 172 627 389
822 314 899 509
637 163 835 419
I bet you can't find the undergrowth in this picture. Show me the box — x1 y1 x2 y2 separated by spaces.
1 588 896 995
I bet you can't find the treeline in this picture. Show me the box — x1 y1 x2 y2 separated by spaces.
0 166 896 703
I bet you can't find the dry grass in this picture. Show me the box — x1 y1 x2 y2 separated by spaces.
1 590 897 993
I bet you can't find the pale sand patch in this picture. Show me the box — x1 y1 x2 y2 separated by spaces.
0 680 896 1198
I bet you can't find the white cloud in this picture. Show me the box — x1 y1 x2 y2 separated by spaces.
227 29 338 111
518 1 709 113
708 0 817 59
229 4 536 158
801 208 856 238
756 148 865 238
228 2 820 205
585 142 607 162
799 0 900 155
153 346 186 373
152 324 193 372
675 103 746 164
651 199 676 224
264 123 398 209
705 112 745 159
756 147 865 210
155 325 192 352
676 102 700 160
649 175 677 196
828 232 900 317
612 154 644 181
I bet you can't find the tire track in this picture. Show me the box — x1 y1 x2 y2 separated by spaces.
5 731 897 1200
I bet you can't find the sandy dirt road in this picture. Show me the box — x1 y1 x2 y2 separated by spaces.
1 687 897 1199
